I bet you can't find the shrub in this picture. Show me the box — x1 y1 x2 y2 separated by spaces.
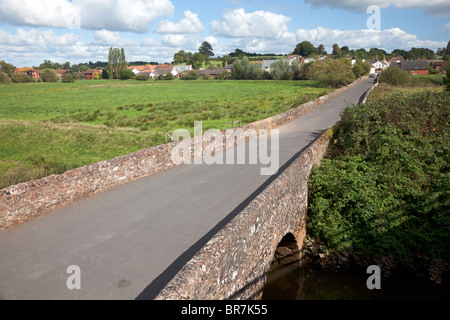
352 60 371 78
308 58 356 87
308 90 450 267
11 72 33 83
61 73 75 83
183 71 200 80
231 56 263 80
120 69 135 80
135 74 149 81
378 66 410 86
41 69 59 82
270 60 293 80
0 72 10 84
164 72 174 81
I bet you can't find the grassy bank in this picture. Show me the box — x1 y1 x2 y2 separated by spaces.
0 79 329 189
306 86 449 283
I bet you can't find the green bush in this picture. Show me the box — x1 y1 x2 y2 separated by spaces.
0 72 10 84
120 69 135 80
378 66 411 86
11 73 33 83
307 58 356 87
61 73 75 83
352 60 371 78
308 90 450 266
135 74 149 81
183 71 200 80
41 69 59 83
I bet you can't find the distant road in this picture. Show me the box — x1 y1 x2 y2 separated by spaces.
0 78 375 300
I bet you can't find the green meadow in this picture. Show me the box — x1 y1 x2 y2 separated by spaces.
0 79 330 189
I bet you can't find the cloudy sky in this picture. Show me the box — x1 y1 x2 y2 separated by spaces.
0 0 449 67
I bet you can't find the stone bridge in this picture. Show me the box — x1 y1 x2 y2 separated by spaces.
0 77 374 300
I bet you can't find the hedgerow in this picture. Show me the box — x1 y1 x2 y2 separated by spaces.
307 90 450 270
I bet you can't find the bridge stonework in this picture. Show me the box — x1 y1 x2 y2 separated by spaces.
155 128 333 300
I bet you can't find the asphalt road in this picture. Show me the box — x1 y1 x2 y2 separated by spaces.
0 78 375 300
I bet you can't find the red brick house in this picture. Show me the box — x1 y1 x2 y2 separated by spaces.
14 68 40 80
401 60 429 76
79 69 103 80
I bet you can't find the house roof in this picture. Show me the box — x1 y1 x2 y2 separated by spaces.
261 60 278 68
84 69 102 74
155 64 173 70
196 68 227 76
401 60 429 71
15 68 35 72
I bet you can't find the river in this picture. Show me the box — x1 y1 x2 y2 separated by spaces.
261 261 449 300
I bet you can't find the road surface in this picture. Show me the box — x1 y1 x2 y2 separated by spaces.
0 78 375 300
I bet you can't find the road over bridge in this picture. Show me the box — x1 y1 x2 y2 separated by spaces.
0 78 375 300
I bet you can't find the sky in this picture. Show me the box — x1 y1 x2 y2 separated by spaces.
0 0 449 67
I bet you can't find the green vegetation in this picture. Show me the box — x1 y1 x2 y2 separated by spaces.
307 58 356 87
41 69 59 83
0 79 329 189
307 88 449 276
379 66 411 86
0 72 9 84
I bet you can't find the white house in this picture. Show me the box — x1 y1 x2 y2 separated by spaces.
370 60 389 74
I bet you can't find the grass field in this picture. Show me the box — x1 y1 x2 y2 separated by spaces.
0 79 330 189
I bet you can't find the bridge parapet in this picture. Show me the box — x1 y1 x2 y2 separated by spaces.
155 128 334 300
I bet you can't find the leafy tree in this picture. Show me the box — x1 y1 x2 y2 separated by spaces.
317 44 326 56
101 69 109 79
38 60 55 70
352 60 371 78
108 47 127 79
119 69 134 80
0 60 16 75
291 60 303 80
41 69 59 82
231 56 262 80
308 58 355 87
192 53 205 70
270 60 292 80
11 73 33 83
0 72 10 84
173 50 189 65
293 41 317 57
222 55 233 67
332 43 341 57
198 41 214 61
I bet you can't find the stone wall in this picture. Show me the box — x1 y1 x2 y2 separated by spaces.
0 77 367 231
155 127 333 300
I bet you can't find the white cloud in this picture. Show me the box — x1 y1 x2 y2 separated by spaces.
76 0 175 33
93 30 135 46
210 8 293 39
0 28 81 47
0 0 81 29
161 34 187 47
305 0 450 16
443 23 450 33
0 0 175 33
155 10 205 34
295 27 447 52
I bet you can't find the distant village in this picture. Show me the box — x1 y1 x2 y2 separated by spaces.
12 54 449 82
